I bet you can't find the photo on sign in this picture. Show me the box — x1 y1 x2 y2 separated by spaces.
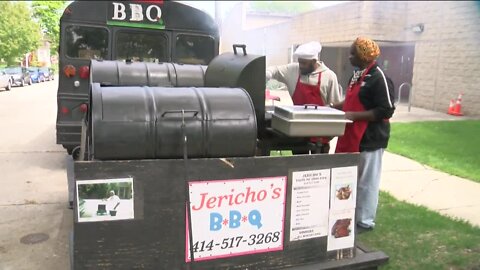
330 166 357 211
335 184 353 201
327 209 355 251
76 178 134 222
331 218 352 238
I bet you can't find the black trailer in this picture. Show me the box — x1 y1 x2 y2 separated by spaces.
72 155 388 269
56 0 219 155
67 45 388 269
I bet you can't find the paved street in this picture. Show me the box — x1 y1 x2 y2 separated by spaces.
0 79 71 270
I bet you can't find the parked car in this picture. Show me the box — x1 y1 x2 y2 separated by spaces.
28 67 46 83
48 68 55 80
4 67 32 87
0 70 12 91
38 67 54 81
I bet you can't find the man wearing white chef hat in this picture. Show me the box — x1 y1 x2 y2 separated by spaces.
266 41 341 153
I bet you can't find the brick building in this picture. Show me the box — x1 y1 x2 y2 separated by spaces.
221 1 480 115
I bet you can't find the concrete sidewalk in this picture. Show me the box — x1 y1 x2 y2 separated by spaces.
390 103 480 123
384 104 480 227
381 151 480 227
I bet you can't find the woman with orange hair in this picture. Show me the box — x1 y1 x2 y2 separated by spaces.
331 37 395 232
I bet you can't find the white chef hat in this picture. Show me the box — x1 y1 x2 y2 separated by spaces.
294 41 322 60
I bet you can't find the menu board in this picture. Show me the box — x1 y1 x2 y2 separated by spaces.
289 169 330 241
328 166 357 251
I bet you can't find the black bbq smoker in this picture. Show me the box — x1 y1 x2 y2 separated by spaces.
69 45 388 270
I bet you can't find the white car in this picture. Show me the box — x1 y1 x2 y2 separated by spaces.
0 70 12 91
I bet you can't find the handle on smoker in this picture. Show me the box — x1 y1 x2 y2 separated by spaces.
304 104 319 109
233 44 247 56
161 110 199 118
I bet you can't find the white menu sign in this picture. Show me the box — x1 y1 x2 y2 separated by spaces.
289 169 330 241
330 166 357 211
327 208 355 251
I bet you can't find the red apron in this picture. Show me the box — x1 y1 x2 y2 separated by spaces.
292 72 324 106
335 62 376 153
292 73 329 144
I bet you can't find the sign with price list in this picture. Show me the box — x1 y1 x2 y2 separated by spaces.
186 176 287 262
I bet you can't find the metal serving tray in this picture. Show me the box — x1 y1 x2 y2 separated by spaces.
271 104 351 137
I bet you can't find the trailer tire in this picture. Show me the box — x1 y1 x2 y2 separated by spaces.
72 146 81 161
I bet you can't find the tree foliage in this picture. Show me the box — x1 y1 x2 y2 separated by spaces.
0 2 42 66
249 1 316 15
32 1 67 56
78 183 133 200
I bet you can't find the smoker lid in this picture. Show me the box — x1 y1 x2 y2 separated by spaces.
273 105 346 120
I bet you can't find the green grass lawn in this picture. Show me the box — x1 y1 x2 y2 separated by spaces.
358 192 480 270
388 120 480 183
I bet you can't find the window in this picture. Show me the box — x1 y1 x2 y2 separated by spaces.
115 31 168 63
65 26 108 60
5 67 21 74
175 35 215 65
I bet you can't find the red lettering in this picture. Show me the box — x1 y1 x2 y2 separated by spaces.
245 187 256 203
217 195 228 207
228 193 234 206
235 193 245 204
257 190 267 201
206 196 217 209
192 192 208 211
192 184 281 210
272 187 282 199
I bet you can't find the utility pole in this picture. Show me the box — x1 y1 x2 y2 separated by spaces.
215 1 221 32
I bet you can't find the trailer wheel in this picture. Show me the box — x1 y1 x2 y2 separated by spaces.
72 146 81 160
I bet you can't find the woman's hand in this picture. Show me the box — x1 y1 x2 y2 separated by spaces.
344 110 376 121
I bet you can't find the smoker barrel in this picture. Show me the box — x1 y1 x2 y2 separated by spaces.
90 83 257 160
205 45 266 137
90 60 206 87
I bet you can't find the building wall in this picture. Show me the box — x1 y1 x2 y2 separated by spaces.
37 40 51 67
243 13 291 31
220 3 292 66
405 1 480 115
221 1 480 115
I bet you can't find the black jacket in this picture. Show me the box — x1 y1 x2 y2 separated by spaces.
355 64 395 151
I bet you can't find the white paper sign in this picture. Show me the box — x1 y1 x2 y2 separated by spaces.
327 209 355 251
186 176 287 262
76 178 134 223
289 169 330 241
330 166 357 211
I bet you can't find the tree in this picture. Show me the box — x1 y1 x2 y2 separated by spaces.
32 1 67 56
0 2 42 66
249 1 316 15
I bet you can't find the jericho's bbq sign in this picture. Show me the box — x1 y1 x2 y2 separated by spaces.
107 2 165 29
186 177 287 262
